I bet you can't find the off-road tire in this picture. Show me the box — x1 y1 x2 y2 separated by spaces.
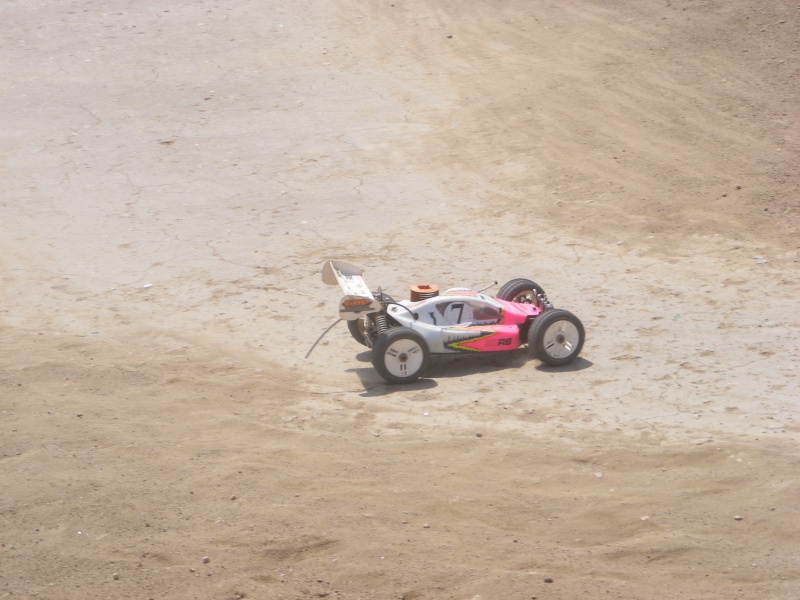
496 278 546 304
347 318 369 346
371 328 430 384
346 291 396 347
528 309 585 366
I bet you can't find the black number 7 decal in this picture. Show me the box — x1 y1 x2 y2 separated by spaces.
451 303 464 322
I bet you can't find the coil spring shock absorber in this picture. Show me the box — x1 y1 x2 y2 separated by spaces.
368 289 391 336
372 312 389 336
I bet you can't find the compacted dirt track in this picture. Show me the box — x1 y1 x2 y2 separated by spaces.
2 1 798 598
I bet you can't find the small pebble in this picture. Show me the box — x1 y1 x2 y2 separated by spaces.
202 556 210 564
734 515 744 521
230 495 237 501
544 578 554 583
112 573 119 581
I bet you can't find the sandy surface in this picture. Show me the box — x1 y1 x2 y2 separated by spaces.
2 1 799 598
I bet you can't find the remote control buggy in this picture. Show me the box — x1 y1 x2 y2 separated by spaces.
315 259 586 384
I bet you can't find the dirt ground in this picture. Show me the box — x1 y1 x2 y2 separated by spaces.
1 1 799 599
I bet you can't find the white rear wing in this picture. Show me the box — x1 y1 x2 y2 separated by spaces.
321 260 374 299
322 260 381 321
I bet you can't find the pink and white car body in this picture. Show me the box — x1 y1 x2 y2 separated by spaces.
385 290 542 354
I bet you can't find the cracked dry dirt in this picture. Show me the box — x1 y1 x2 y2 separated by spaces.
1 1 799 599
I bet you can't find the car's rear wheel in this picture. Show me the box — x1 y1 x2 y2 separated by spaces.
372 328 430 384
496 278 546 304
528 309 585 366
347 318 369 346
347 291 395 347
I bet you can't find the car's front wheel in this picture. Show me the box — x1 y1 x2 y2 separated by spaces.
372 328 430 384
528 309 585 366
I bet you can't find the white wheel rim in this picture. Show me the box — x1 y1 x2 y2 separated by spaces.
513 290 535 303
383 338 424 378
541 320 580 359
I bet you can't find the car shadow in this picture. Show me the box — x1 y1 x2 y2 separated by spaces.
429 351 528 378
351 368 439 397
350 350 593 397
353 350 374 363
429 352 593 377
534 356 594 372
